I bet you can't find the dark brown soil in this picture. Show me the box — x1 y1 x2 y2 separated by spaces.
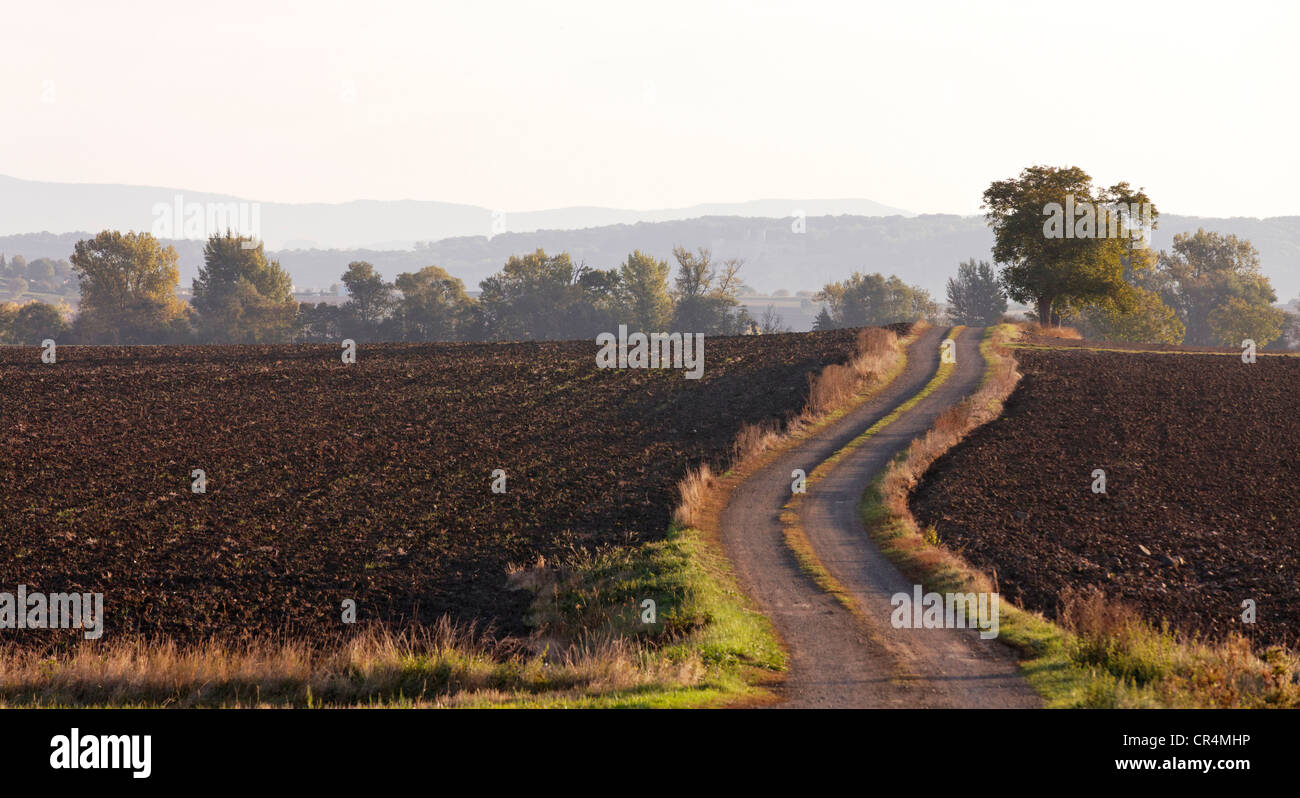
911 348 1300 649
0 331 859 646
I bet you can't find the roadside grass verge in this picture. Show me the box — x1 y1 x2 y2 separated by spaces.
0 324 920 708
865 324 1300 708
1019 322 1083 340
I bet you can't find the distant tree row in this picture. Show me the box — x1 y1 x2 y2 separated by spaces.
299 246 752 343
5 231 756 345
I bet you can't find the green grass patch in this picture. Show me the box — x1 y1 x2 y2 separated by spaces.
530 524 785 674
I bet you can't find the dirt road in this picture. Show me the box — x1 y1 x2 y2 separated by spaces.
718 327 1040 708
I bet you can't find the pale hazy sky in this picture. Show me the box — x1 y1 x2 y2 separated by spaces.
3 0 1297 216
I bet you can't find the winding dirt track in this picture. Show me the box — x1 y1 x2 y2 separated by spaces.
719 327 1040 708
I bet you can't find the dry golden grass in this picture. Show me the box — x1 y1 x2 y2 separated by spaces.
805 327 905 416
0 619 709 707
1022 321 1083 340
804 362 858 416
732 420 783 467
671 462 717 529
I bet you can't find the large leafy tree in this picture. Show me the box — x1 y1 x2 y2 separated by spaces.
69 230 190 344
393 265 474 341
1156 229 1284 346
567 265 623 338
6 301 68 344
191 233 297 343
617 250 673 331
476 249 574 340
983 165 1156 326
1059 239 1182 344
816 272 937 328
476 249 621 341
1209 296 1285 347
340 261 396 340
945 258 1007 326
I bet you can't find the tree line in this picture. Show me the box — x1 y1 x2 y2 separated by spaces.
975 165 1294 347
291 245 766 343
0 228 946 346
0 232 777 345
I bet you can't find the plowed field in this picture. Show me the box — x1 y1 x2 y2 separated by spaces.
912 348 1300 649
0 331 859 646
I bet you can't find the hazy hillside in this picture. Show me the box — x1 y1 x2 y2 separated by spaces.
6 214 1299 304
0 174 910 250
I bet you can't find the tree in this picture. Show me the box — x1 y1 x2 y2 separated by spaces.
0 301 16 343
340 261 395 340
8 301 68 344
1208 295 1285 347
69 230 190 344
1155 229 1281 346
759 304 789 333
617 250 672 331
816 272 937 327
946 259 1007 326
476 249 622 341
25 257 57 286
669 246 750 334
813 305 835 331
191 233 297 343
393 265 474 341
1069 286 1185 344
568 265 623 338
296 302 346 342
477 250 576 340
1274 311 1300 350
983 165 1156 326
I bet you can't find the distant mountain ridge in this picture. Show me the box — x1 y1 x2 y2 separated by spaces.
0 174 912 250
6 212 1299 306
